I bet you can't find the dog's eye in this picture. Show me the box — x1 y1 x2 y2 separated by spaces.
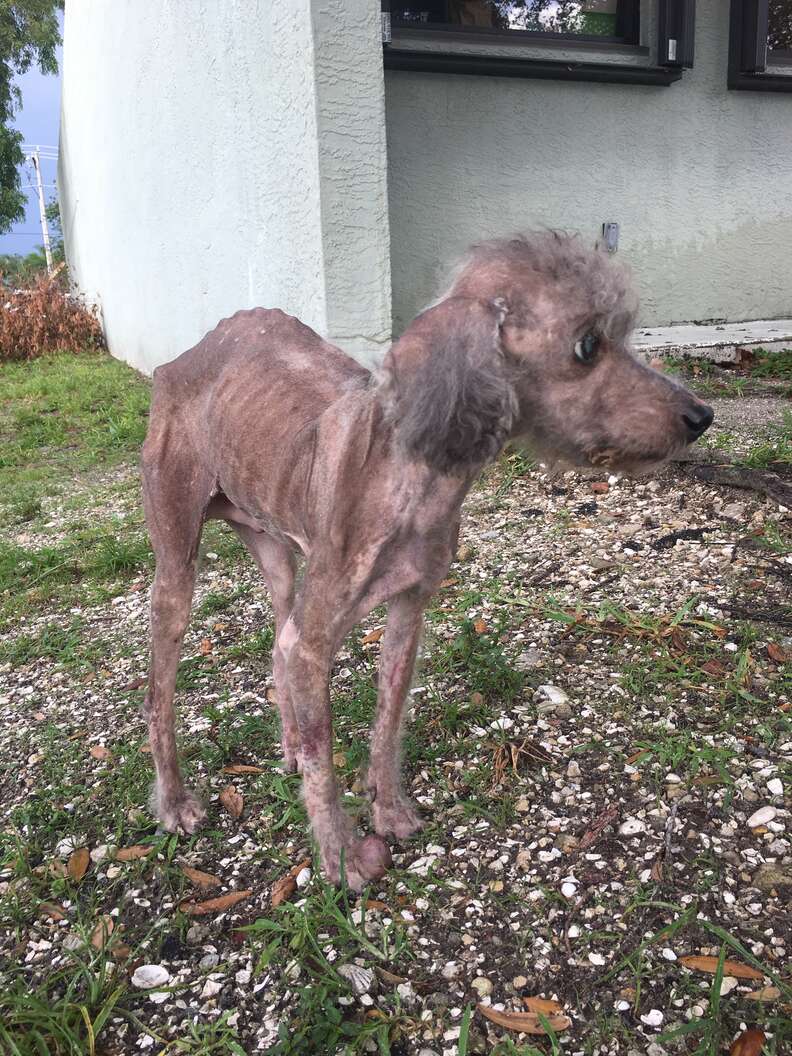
574 332 600 364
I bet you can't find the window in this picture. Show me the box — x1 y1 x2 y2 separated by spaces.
729 0 792 89
382 1 694 85
769 0 792 57
390 1 640 45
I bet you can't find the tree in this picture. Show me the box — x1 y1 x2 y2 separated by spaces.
0 1 61 234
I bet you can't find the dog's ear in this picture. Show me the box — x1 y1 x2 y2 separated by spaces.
381 296 516 474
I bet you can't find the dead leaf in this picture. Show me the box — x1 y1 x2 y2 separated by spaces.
67 847 89 882
114 844 155 862
266 687 278 704
270 857 312 908
523 996 564 1015
710 624 728 638
702 659 726 676
38 901 66 921
361 627 384 645
271 872 297 908
730 1028 767 1056
222 764 265 775
376 966 408 985
365 899 389 912
67 729 88 741
90 914 114 949
478 1005 571 1035
199 638 213 655
440 577 458 588
125 677 147 691
679 955 763 980
473 619 489 635
112 942 131 961
626 750 647 765
139 741 152 754
33 711 46 722
179 889 252 915
332 752 347 769
181 865 221 889
767 642 787 663
219 784 243 819
744 986 780 1002
650 859 665 883
212 621 227 632
89 745 112 761
590 482 609 494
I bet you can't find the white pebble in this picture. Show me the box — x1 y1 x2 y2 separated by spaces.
719 977 738 995
747 806 777 828
561 882 578 898
640 1009 664 1027
132 965 169 990
662 948 677 961
588 952 606 966
200 978 223 999
535 685 569 706
295 867 311 888
619 818 645 836
471 977 493 997
767 778 783 797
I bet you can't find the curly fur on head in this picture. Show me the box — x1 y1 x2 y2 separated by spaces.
442 230 639 344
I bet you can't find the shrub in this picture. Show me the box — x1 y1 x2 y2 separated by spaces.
0 275 105 361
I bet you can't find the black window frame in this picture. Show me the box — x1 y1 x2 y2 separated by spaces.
728 0 792 90
382 1 695 86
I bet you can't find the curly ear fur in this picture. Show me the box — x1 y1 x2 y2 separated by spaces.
381 297 516 475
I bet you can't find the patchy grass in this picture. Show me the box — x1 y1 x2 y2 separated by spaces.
2 351 791 1054
741 410 792 470
664 348 792 400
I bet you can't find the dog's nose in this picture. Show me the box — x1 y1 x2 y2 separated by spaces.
682 402 714 441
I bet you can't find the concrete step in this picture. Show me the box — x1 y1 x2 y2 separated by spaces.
633 319 792 362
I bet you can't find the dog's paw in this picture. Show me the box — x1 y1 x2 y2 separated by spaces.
282 743 304 774
372 797 423 841
324 835 392 891
156 789 206 834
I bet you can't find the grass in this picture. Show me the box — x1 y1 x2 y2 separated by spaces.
0 352 150 522
2 350 791 1054
664 347 792 399
741 409 792 469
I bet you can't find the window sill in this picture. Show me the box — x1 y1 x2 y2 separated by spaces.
391 25 647 56
383 47 683 86
728 68 792 92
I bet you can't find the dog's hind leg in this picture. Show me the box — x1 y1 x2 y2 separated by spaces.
224 523 300 771
141 449 210 834
366 590 426 839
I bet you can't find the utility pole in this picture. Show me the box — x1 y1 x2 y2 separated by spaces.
28 148 53 275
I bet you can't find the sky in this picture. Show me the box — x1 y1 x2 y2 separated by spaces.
0 32 63 257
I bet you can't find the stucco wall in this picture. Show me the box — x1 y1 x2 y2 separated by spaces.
59 0 390 372
384 0 792 333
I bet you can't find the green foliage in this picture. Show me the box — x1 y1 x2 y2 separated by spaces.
0 2 62 233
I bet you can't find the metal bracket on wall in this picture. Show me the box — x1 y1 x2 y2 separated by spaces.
602 223 620 253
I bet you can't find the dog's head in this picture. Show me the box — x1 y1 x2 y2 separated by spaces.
446 232 713 473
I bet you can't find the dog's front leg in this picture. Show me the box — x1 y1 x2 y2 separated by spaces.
284 607 391 890
366 591 426 839
145 569 206 834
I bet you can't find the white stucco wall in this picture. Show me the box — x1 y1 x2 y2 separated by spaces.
384 0 792 333
59 0 390 372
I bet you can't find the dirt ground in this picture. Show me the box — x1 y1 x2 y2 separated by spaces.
0 358 790 1055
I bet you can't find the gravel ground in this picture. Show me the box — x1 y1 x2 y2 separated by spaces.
0 393 790 1055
